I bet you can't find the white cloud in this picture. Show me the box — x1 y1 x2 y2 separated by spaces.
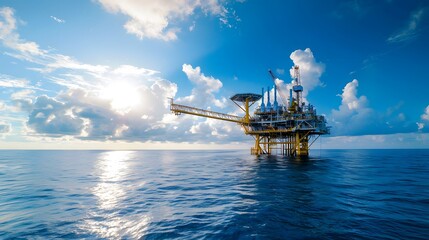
0 7 184 141
190 118 231 138
421 105 429 121
338 79 368 111
331 79 374 135
0 74 45 93
0 75 29 88
161 64 249 143
96 0 237 41
111 64 158 77
27 95 85 136
45 54 109 74
416 105 429 131
0 7 45 55
0 7 109 75
26 70 178 140
11 89 34 99
289 48 325 93
387 8 426 43
9 89 34 112
270 48 325 106
0 7 246 144
328 80 417 136
50 16 65 23
177 64 226 108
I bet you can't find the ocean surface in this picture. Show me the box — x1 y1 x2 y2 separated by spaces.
0 149 428 239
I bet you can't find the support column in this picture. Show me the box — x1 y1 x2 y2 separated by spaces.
251 134 263 155
295 132 309 156
244 98 250 124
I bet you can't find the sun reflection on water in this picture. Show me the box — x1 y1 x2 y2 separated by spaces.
81 151 150 239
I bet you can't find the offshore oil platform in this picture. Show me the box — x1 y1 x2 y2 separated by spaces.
170 66 330 156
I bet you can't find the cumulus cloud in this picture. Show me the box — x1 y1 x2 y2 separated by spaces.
330 79 374 135
161 64 249 143
336 80 368 111
0 74 43 112
0 7 183 141
25 68 178 140
329 79 419 136
1 6 248 144
421 105 429 121
3 6 422 145
96 0 238 41
177 64 226 108
28 95 85 136
289 48 325 93
186 117 246 142
416 105 429 131
271 48 325 105
273 48 415 138
10 89 34 112
387 8 426 43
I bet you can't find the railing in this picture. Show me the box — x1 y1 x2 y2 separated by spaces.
170 102 244 124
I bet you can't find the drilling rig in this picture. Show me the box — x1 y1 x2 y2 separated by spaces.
170 66 330 156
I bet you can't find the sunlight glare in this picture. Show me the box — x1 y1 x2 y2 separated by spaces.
100 83 142 114
81 151 150 239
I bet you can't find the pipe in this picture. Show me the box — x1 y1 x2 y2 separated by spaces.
273 84 278 111
266 86 271 110
260 87 265 112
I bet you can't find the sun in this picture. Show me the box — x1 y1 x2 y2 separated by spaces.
100 82 141 114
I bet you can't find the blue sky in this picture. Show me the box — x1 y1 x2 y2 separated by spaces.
0 0 428 149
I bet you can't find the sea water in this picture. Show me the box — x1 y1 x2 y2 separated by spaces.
0 149 428 239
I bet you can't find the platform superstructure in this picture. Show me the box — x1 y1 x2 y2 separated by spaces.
170 66 330 156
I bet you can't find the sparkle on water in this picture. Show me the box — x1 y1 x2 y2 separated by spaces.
0 149 428 239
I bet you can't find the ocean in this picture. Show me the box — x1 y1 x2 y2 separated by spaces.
0 149 428 239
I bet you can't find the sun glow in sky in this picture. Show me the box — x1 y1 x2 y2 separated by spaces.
100 82 142 115
0 0 428 149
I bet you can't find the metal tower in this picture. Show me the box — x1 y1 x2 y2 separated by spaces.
170 66 330 156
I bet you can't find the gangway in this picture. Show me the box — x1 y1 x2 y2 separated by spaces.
170 99 244 124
